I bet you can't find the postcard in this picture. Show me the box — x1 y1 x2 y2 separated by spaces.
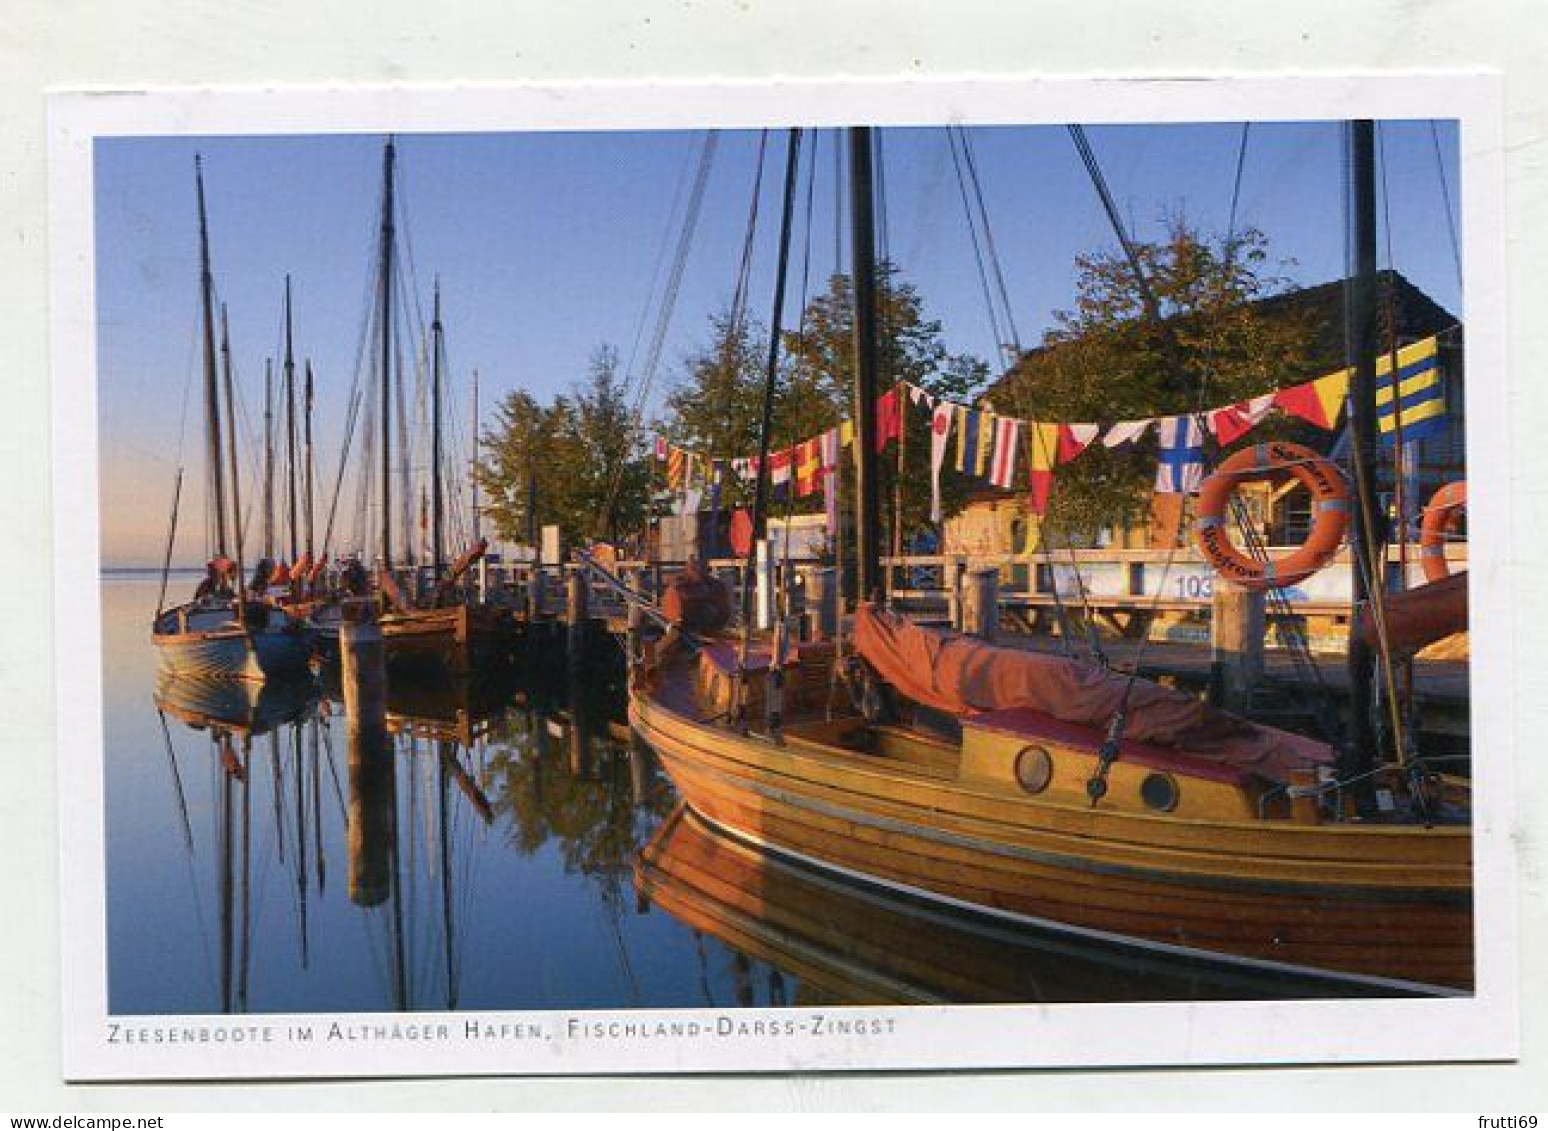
50 74 1515 1080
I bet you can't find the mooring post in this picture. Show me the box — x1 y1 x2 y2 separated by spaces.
566 566 589 669
807 566 838 640
962 567 1000 641
946 555 967 630
1211 580 1265 712
341 619 391 908
527 565 546 624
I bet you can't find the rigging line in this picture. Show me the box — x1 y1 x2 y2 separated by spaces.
729 131 773 341
956 126 1022 356
622 131 703 394
1224 123 1251 275
945 128 1007 363
947 126 1083 656
597 130 719 537
1428 121 1465 289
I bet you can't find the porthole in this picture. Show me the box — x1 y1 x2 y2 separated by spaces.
1014 745 1054 794
1141 772 1180 813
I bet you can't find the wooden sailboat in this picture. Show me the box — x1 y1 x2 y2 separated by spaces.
627 125 1472 994
152 157 312 682
315 139 520 675
635 804 1423 1004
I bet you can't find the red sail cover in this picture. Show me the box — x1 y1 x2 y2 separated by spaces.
854 604 1332 782
1357 571 1468 654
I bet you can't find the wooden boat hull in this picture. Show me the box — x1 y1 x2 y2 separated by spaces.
635 805 1424 1003
155 671 318 736
153 607 313 682
629 655 1473 993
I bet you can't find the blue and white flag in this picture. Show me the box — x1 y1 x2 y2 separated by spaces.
1154 415 1205 495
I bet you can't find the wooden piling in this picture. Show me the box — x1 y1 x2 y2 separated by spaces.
806 566 838 640
962 567 1000 641
1211 580 1265 713
341 620 392 908
566 567 589 668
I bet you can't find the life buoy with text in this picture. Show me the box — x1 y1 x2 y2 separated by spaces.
1419 480 1466 583
1194 441 1349 591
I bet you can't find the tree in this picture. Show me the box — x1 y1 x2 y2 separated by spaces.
475 346 651 547
993 220 1324 543
658 266 989 533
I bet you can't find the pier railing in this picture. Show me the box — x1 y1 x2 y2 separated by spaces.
477 541 1466 653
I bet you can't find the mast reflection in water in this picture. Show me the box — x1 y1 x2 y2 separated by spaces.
106 575 1394 1014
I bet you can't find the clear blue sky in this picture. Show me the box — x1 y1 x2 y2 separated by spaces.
95 120 1461 566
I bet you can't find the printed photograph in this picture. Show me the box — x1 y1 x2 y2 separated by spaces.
85 106 1479 1055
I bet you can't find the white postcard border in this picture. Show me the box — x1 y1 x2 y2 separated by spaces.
50 73 1516 1081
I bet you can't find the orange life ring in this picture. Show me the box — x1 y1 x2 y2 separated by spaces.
1194 440 1350 591
1419 480 1466 583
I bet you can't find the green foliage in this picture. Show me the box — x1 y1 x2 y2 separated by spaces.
994 220 1324 542
658 265 989 535
475 346 651 545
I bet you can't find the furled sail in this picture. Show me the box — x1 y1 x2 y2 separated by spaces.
854 604 1332 782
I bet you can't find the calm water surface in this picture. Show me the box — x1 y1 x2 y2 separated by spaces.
106 574 1387 1014
105 574 796 1015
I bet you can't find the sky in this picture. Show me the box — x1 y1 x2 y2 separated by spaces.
95 120 1462 567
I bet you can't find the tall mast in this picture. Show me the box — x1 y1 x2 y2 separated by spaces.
219 306 250 625
848 127 883 603
1344 120 1382 788
470 368 481 543
304 360 316 560
262 358 275 558
431 278 445 580
284 275 299 563
195 155 229 559
378 138 397 574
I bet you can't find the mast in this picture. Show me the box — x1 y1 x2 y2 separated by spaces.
304 359 316 560
263 359 275 558
195 156 229 560
378 139 397 575
219 306 250 625
848 128 883 603
1344 120 1382 788
470 368 481 543
431 278 445 580
284 275 300 563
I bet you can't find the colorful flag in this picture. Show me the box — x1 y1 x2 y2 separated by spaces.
795 437 822 497
1025 422 1062 516
988 416 1021 489
875 387 903 452
1207 394 1276 446
955 407 992 477
840 419 854 449
654 436 669 462
818 427 841 474
1376 336 1446 441
667 446 687 489
1058 422 1101 464
768 447 793 498
1154 415 1205 495
1101 419 1155 450
1274 369 1350 430
929 403 954 523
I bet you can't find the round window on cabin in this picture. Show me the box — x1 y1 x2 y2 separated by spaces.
1140 772 1180 813
1014 746 1054 794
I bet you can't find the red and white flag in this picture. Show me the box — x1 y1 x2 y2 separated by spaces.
1058 422 1101 464
929 402 954 522
988 416 1021 489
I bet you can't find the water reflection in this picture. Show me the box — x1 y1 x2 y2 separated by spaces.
111 576 1399 1015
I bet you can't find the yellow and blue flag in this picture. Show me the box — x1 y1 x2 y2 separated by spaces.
1376 336 1447 442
